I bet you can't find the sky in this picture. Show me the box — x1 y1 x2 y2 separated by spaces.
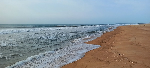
0 0 150 24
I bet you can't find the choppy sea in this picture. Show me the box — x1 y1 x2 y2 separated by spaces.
0 24 138 68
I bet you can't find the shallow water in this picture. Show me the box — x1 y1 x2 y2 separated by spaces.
0 24 122 68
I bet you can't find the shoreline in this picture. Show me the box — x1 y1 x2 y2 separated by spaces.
2 25 114 68
62 24 150 68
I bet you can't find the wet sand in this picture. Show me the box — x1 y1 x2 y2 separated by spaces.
62 24 150 68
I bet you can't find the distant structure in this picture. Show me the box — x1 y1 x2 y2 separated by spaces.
137 23 145 24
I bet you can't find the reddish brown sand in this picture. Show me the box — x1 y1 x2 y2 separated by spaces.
62 24 150 68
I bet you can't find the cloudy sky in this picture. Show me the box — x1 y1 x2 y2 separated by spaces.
0 0 150 24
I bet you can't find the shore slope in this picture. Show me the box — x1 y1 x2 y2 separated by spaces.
62 24 150 68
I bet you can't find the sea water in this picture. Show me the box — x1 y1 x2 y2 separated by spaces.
0 24 137 68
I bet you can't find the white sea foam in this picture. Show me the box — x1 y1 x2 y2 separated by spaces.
6 40 100 68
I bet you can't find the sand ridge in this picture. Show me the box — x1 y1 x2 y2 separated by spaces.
62 24 150 68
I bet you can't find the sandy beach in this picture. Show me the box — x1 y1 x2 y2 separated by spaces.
62 24 150 68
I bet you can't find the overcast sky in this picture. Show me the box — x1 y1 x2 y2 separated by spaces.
0 0 150 24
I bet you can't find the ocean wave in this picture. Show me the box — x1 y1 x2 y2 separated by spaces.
6 40 100 68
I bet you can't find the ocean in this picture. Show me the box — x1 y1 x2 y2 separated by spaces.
0 24 137 68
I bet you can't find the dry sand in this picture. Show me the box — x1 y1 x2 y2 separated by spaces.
62 24 150 68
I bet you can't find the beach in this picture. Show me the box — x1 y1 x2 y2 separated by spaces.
0 24 117 68
62 24 150 68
